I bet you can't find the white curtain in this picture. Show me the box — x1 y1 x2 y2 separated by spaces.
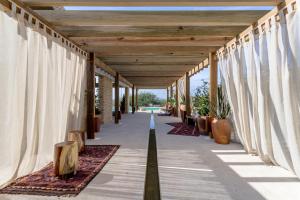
0 10 87 187
219 3 300 178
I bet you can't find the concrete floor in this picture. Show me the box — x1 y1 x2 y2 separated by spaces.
1 112 300 200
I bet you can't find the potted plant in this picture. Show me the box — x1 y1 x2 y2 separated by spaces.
94 91 102 132
120 95 126 114
94 107 102 132
193 80 211 135
180 94 186 111
210 86 231 144
179 94 187 122
168 97 176 116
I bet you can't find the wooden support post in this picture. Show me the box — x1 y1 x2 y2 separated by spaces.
167 87 169 102
170 85 174 99
132 85 135 114
175 80 179 117
86 53 95 139
209 52 218 117
125 87 129 114
115 72 120 124
185 72 191 116
136 88 139 111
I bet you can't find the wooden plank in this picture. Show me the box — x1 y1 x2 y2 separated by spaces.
209 52 218 117
132 85 135 113
36 10 269 26
94 46 217 57
0 0 12 11
185 72 191 116
114 72 119 124
110 65 197 72
125 87 129 113
73 36 231 47
21 0 278 7
175 80 179 116
86 53 95 139
101 56 206 65
135 88 138 110
58 25 248 38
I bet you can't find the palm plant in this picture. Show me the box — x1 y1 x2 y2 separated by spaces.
210 86 230 119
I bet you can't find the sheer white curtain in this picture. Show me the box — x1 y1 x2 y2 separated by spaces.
0 10 86 187
219 3 300 178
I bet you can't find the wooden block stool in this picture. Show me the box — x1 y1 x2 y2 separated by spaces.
67 130 86 153
54 141 78 177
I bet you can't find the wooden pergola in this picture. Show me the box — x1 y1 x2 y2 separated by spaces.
0 0 286 136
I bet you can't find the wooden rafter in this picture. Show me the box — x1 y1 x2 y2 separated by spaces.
21 0 278 7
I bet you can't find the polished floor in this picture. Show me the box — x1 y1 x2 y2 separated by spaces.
1 112 300 200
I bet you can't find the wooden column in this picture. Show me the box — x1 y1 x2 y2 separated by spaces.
209 52 218 117
132 85 135 114
86 53 95 139
167 87 169 102
175 80 179 117
170 84 174 99
115 72 120 124
125 87 129 114
185 72 191 116
136 88 139 111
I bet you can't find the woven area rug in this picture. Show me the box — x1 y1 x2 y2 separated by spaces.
0 145 120 197
166 122 200 136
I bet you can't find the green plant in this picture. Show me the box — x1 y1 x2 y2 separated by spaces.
211 86 231 119
180 94 186 105
120 95 126 113
168 97 176 107
193 80 210 116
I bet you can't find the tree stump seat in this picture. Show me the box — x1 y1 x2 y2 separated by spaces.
67 130 86 153
54 141 79 177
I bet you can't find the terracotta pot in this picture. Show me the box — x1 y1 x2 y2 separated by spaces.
211 118 231 144
180 104 186 111
197 116 209 135
94 117 101 132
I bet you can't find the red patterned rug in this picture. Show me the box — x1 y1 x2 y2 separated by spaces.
166 122 200 136
0 145 119 197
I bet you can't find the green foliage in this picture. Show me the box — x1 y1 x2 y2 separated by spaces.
180 94 186 105
211 86 231 119
193 80 210 116
138 92 165 107
168 97 176 107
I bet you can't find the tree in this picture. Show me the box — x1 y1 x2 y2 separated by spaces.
193 80 210 116
138 92 165 107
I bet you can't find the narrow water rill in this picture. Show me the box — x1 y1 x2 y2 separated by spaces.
144 113 161 200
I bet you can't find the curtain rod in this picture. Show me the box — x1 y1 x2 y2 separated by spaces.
1 0 88 57
217 0 297 57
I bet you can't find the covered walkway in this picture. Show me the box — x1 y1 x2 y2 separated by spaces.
2 113 299 200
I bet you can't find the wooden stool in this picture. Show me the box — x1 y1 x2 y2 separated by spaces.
67 130 85 153
54 141 78 177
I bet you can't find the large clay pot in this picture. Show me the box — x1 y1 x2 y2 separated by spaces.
197 116 209 135
94 117 101 132
180 104 186 111
211 118 231 144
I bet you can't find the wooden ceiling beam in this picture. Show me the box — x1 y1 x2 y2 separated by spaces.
21 0 278 7
56 25 248 38
94 46 218 57
74 36 231 47
35 10 269 27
